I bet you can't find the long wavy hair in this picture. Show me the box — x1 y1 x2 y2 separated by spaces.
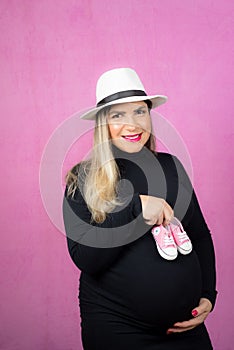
65 101 156 223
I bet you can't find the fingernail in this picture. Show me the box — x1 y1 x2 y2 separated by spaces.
192 310 198 317
166 330 172 335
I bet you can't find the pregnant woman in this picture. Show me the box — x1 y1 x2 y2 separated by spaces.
63 68 217 349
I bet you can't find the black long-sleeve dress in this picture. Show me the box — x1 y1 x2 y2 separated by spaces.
63 146 217 350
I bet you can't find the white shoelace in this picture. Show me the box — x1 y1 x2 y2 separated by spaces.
176 231 188 243
163 233 175 246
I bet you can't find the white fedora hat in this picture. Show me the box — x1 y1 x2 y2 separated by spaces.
80 67 168 120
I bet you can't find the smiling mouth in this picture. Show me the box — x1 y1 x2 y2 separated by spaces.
122 133 142 142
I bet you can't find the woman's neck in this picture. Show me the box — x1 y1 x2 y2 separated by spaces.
111 143 151 159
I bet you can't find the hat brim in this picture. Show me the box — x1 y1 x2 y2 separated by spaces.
80 95 168 120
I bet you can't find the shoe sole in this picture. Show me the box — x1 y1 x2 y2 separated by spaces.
155 241 178 261
177 246 193 255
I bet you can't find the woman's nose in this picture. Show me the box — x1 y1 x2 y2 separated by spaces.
124 116 139 130
125 123 137 131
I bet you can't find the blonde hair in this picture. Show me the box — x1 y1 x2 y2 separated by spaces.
66 103 156 223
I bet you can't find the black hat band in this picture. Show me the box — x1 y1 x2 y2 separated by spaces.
97 90 147 107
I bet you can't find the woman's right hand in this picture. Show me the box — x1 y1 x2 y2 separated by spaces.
139 195 174 226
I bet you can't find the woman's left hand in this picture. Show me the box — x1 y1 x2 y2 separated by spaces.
166 298 212 334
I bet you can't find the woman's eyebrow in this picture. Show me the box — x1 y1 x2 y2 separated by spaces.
109 110 126 115
109 106 147 115
134 106 147 112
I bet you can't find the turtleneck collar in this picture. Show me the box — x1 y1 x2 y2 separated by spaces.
111 143 151 161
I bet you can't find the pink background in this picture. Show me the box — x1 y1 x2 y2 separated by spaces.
1 1 233 349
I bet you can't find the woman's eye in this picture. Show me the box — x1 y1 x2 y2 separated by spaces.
111 114 121 119
136 109 146 115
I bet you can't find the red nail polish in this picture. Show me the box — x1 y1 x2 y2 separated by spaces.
192 310 198 317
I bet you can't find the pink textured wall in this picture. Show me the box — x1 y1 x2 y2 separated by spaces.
1 1 233 349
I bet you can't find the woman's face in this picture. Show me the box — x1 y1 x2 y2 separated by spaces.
107 101 152 153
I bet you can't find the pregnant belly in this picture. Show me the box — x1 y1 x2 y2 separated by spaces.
105 247 202 328
130 253 201 327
